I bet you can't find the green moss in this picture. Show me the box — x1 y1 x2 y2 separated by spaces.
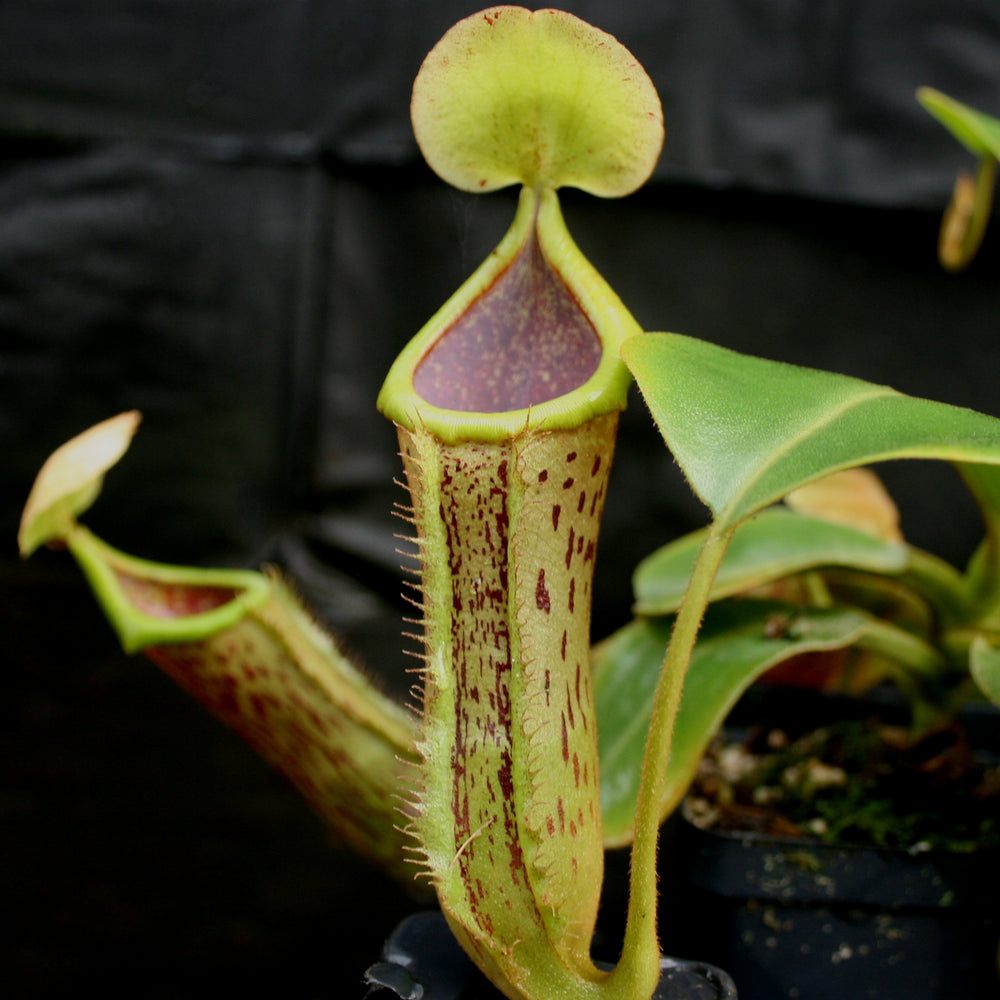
695 717 1000 853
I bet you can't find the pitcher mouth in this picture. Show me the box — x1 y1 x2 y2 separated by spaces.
65 525 270 653
412 215 602 414
377 186 637 445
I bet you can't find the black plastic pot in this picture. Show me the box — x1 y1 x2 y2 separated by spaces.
674 691 1000 1000
678 817 1000 1000
364 911 738 1000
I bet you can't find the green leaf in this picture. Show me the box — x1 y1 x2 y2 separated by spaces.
917 87 1000 160
633 506 908 615
622 334 1000 531
593 600 869 846
411 6 663 196
970 635 1000 708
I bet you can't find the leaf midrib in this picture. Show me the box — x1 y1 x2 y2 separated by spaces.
717 382 899 529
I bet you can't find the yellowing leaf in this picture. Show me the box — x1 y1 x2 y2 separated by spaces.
917 88 999 271
785 468 903 543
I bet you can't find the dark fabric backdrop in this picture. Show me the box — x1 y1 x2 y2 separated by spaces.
2 2 999 996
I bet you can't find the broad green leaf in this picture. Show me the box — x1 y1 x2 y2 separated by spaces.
411 6 663 196
970 635 1000 707
633 507 908 615
917 87 1000 160
622 334 1000 531
593 600 869 846
19 411 141 557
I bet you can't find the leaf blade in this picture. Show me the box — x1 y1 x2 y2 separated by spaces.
634 507 909 615
917 87 1000 160
594 600 869 845
623 334 1000 530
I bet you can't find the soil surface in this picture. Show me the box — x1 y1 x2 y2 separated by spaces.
687 715 1000 853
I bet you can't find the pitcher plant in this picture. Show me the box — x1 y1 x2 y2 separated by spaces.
19 9 1000 1000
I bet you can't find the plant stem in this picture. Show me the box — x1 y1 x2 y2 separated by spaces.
854 617 949 678
606 523 734 1000
900 547 974 625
